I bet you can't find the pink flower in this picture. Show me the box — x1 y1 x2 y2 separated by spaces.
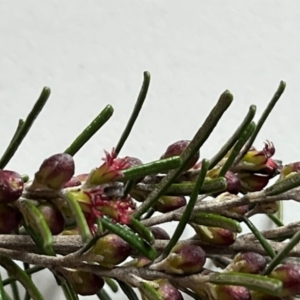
88 149 130 185
74 187 135 234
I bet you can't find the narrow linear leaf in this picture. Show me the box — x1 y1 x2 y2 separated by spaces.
189 212 242 233
9 119 25 146
7 271 20 300
134 177 227 196
134 90 233 219
121 156 182 181
263 230 300 275
115 71 150 155
0 271 7 300
0 87 50 169
264 172 300 196
163 159 209 257
243 216 276 258
219 121 256 177
97 288 112 300
209 104 256 169
209 272 282 296
3 267 44 287
234 81 286 165
17 200 54 254
64 192 92 243
139 282 162 300
117 280 139 300
0 255 44 300
101 217 157 260
267 214 284 227
130 218 155 244
104 277 118 293
61 282 79 300
64 104 114 156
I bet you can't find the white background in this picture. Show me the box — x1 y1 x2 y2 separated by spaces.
1 1 300 299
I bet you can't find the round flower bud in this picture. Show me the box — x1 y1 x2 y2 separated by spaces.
0 170 24 203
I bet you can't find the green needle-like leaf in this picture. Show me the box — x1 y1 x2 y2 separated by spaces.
263 230 300 275
9 119 25 146
0 87 50 169
121 156 182 181
3 267 44 287
134 177 227 196
117 280 139 300
219 121 256 177
7 271 20 300
130 218 155 244
264 172 300 196
234 81 286 165
267 214 284 227
139 282 162 300
97 288 112 300
209 104 256 169
134 90 233 219
0 255 44 300
17 200 54 254
163 159 209 258
115 71 150 155
209 272 282 295
101 217 157 260
61 282 79 300
64 104 114 156
0 271 7 300
64 192 92 243
243 216 276 258
104 278 119 293
189 212 242 233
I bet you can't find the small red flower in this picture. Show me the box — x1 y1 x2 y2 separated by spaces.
73 187 136 234
88 149 130 185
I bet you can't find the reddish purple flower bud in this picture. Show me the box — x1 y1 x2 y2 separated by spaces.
33 153 75 190
0 203 22 233
66 270 104 296
269 263 300 297
151 244 206 274
214 285 251 300
193 225 236 246
161 140 200 171
225 171 241 194
63 177 81 188
231 252 267 274
37 203 65 235
124 156 143 168
149 226 170 240
238 173 270 193
209 170 240 196
153 279 183 300
154 196 186 213
64 173 89 188
0 170 24 203
89 234 131 268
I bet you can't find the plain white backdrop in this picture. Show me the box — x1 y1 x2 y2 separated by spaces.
1 1 300 299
